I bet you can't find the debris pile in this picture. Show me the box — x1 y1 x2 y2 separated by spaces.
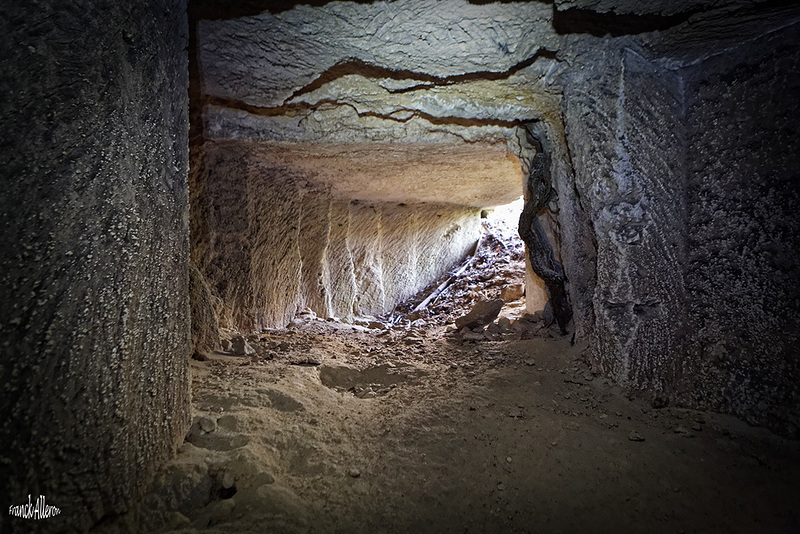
388 218 528 330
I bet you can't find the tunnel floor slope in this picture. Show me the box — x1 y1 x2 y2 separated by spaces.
109 317 800 534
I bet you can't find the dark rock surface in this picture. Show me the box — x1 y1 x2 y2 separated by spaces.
680 22 800 436
0 1 190 531
562 40 688 404
560 10 800 437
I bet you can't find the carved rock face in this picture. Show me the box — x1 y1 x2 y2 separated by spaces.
2 0 191 528
191 2 563 331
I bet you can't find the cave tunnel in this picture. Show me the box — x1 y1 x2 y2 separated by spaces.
2 0 800 532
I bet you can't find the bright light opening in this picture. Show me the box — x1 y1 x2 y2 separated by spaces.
483 196 524 243
483 196 548 314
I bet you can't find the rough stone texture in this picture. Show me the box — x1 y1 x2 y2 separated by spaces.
563 42 688 396
500 283 525 303
544 120 597 338
198 0 559 108
327 200 359 321
248 157 305 329
0 1 190 532
679 22 800 436
412 203 483 302
190 264 221 354
298 189 333 316
558 7 800 435
381 204 420 313
4 0 796 531
194 141 480 331
349 202 386 316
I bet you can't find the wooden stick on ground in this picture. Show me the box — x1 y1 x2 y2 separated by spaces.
410 236 482 314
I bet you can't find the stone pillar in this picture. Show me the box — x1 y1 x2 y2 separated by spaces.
563 45 688 397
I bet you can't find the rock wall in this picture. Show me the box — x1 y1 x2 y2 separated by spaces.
194 141 480 331
0 1 190 531
680 21 800 435
558 4 800 435
562 42 688 398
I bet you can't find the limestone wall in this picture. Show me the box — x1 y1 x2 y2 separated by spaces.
558 5 800 435
195 141 480 331
680 22 800 435
562 42 688 399
0 1 190 531
190 0 550 333
4 1 797 530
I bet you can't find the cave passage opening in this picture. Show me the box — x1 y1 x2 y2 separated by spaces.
185 0 571 341
192 141 541 339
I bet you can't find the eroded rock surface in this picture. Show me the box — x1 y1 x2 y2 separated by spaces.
4 1 798 531
193 141 480 332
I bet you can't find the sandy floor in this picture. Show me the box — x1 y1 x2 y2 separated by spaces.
129 318 800 534
121 216 799 534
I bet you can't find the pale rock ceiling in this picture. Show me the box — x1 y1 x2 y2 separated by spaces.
197 0 566 207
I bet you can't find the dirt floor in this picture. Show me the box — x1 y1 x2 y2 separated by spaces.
126 215 800 534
